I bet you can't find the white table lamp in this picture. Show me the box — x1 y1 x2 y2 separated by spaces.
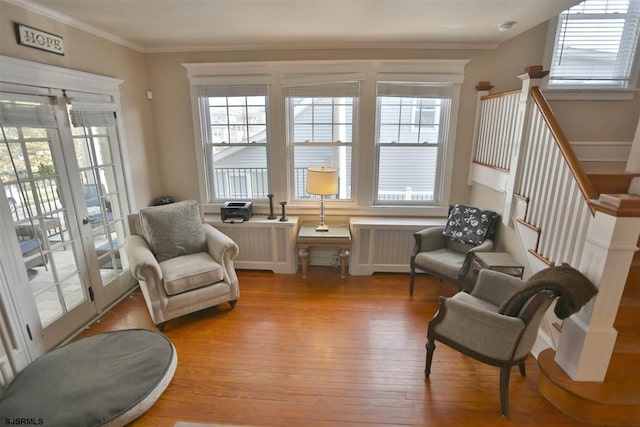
306 166 338 231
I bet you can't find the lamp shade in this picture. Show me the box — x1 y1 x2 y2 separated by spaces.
306 167 339 196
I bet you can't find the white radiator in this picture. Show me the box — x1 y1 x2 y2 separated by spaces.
349 217 447 275
206 215 299 274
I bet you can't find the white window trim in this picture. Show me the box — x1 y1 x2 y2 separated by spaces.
184 59 467 217
542 13 640 101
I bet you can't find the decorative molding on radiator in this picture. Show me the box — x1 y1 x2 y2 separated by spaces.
206 215 299 274
349 217 447 276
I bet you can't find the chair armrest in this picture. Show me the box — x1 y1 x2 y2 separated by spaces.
412 226 447 255
124 235 162 282
470 269 523 307
434 296 525 361
468 238 494 253
203 224 239 263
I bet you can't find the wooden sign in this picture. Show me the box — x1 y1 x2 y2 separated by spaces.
15 23 64 56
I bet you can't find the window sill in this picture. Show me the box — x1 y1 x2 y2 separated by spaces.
542 87 638 101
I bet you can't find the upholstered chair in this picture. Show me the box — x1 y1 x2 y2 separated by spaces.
425 266 597 417
125 200 239 330
409 204 499 294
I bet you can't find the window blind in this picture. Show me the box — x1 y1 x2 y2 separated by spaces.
284 81 360 98
377 82 453 99
198 84 269 97
549 0 640 87
0 97 57 129
69 110 116 127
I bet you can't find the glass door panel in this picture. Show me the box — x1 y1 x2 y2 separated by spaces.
0 94 95 338
69 106 131 304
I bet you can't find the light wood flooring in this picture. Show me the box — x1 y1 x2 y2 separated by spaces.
76 268 588 426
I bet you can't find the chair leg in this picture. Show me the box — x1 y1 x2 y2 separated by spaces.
425 339 436 378
499 366 511 418
519 362 526 377
155 322 166 332
229 299 238 309
409 266 416 295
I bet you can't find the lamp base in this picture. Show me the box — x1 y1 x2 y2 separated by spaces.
315 223 330 232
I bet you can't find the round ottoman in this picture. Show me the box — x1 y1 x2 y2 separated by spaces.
0 328 177 426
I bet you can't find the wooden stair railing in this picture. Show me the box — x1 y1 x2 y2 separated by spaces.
512 86 597 268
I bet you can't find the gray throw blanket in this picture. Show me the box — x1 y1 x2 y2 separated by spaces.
499 264 598 319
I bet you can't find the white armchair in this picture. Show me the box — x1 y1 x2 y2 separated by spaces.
125 200 239 330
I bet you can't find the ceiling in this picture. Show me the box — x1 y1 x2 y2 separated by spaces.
17 0 580 52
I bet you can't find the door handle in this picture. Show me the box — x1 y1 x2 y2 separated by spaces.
82 217 90 225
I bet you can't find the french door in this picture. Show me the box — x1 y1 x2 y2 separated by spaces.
0 84 134 353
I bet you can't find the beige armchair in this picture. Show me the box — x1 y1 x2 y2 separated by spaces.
425 265 597 417
410 204 499 294
125 200 239 330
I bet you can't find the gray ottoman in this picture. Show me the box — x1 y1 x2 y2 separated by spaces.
0 329 177 426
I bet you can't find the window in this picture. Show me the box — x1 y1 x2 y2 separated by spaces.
548 0 640 89
375 82 452 204
284 81 358 200
186 60 466 212
197 84 270 200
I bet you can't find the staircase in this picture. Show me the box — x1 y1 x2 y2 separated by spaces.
535 175 640 426
469 68 640 425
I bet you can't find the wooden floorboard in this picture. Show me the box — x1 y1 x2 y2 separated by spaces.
76 269 587 426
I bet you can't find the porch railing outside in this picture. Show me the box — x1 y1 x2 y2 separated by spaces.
214 167 431 201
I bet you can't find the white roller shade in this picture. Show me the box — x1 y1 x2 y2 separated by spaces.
0 102 57 128
69 110 116 127
377 82 453 99
198 84 269 97
284 81 360 98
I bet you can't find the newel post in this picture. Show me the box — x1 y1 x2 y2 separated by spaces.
502 65 549 225
555 194 640 381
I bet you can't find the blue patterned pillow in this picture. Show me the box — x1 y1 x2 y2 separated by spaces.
442 204 498 245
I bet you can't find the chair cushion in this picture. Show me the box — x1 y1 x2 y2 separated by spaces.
160 252 224 296
442 204 498 245
139 200 207 262
414 248 466 281
451 291 500 312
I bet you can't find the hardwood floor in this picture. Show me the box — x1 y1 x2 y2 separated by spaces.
76 269 586 426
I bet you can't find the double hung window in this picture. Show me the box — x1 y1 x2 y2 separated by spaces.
197 84 270 200
285 81 358 200
375 81 452 204
548 0 640 89
187 60 466 211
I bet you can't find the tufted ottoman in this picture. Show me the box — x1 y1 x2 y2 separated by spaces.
0 329 177 426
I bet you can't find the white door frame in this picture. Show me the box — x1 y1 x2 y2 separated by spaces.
0 55 136 359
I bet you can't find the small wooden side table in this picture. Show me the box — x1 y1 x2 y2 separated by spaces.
297 222 351 282
461 251 524 290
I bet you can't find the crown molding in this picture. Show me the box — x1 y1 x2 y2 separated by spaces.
5 0 144 52
145 41 499 53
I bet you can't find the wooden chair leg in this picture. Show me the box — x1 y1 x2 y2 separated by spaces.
409 266 416 295
499 366 511 418
155 322 166 332
519 362 526 377
425 339 436 378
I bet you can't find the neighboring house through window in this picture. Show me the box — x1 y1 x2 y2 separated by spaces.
196 84 270 200
186 60 466 213
375 81 451 204
547 0 640 89
284 80 357 200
